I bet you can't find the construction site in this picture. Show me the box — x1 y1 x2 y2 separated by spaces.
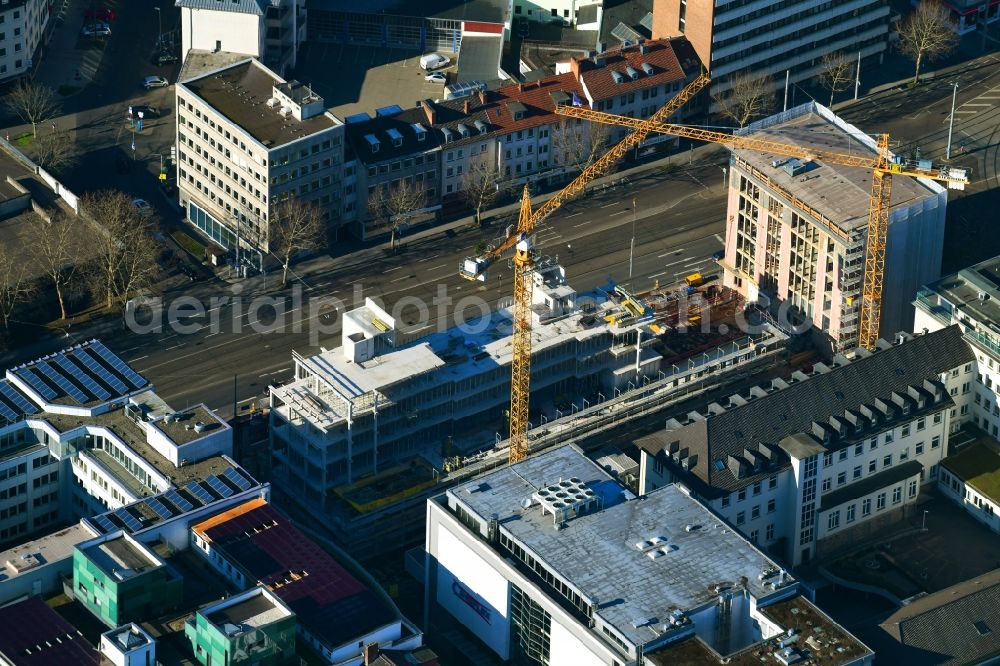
262 71 969 561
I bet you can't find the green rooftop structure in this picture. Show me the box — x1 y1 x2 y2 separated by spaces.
73 531 182 627
185 586 296 666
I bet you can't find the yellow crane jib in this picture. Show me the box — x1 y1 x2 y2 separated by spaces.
554 104 970 350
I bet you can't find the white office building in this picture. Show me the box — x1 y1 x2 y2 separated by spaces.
0 0 48 83
638 326 975 567
176 0 305 75
424 444 873 665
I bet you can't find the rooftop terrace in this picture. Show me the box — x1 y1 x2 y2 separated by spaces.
205 588 293 632
81 533 162 579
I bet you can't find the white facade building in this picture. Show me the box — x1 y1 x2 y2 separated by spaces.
939 440 1000 535
425 444 873 665
177 0 305 75
176 58 343 268
638 326 975 566
0 0 48 83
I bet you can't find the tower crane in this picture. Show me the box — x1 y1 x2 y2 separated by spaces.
553 105 969 351
460 72 710 464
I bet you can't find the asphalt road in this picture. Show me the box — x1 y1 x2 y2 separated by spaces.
90 161 729 417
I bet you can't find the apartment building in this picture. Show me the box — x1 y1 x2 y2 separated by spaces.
941 0 1000 34
341 105 443 239
650 0 890 106
914 254 1000 438
425 444 873 665
421 38 699 209
177 0 305 75
721 102 948 352
0 338 266 564
939 439 1000 534
513 0 601 25
176 58 344 270
638 326 975 567
0 0 47 83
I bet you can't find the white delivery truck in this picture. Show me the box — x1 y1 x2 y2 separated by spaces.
420 53 450 70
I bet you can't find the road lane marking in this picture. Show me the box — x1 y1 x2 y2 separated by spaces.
427 263 448 271
714 234 723 243
565 212 582 217
131 355 148 362
574 220 590 227
609 210 629 216
600 202 617 208
391 275 412 282
418 254 441 262
648 271 668 279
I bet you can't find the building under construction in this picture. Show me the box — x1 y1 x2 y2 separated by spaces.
268 265 791 559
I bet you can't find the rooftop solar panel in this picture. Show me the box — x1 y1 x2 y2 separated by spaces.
115 508 144 532
164 490 194 513
89 341 147 389
13 368 57 401
72 348 129 395
94 514 117 533
185 481 215 504
206 475 234 498
35 360 89 404
611 21 643 44
0 381 36 415
224 467 253 491
52 354 111 402
0 400 17 423
147 498 174 519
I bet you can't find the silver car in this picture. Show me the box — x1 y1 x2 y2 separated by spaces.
143 76 168 89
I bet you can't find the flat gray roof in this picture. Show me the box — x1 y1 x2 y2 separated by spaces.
734 104 940 232
183 60 339 148
81 534 161 577
0 523 95 581
450 445 788 648
919 254 1000 333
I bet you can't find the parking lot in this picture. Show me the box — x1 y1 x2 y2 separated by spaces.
292 43 458 118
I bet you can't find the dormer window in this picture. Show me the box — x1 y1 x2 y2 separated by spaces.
442 128 454 143
387 128 403 148
457 123 471 138
411 122 427 142
364 134 379 153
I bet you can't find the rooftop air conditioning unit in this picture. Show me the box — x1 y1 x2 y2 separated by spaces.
266 97 280 108
279 106 292 117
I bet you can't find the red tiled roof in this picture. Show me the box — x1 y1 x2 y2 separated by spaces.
579 40 687 101
429 38 699 139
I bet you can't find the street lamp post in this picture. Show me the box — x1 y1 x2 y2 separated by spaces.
154 7 162 48
946 82 959 160
720 167 727 189
922 509 929 530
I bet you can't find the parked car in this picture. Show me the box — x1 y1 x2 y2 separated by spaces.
81 24 111 37
126 105 159 119
132 199 153 216
143 75 168 89
425 72 447 84
419 53 450 70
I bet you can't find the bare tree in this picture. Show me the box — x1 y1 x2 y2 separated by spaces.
270 196 325 286
461 159 504 226
551 119 611 187
26 129 78 172
5 83 60 138
898 0 959 85
817 52 854 107
82 190 159 310
29 213 80 321
713 71 774 127
0 246 35 332
367 180 427 250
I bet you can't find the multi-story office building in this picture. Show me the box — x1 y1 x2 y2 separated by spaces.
176 58 344 269
638 326 975 566
650 0 890 107
176 0 305 75
0 0 48 84
720 102 947 352
184 585 297 666
425 444 873 665
0 338 265 559
915 254 1000 438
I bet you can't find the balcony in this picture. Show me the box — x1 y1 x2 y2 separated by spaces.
915 290 952 324
965 329 1000 358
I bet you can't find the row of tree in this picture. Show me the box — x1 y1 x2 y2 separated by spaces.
0 191 159 336
713 0 959 128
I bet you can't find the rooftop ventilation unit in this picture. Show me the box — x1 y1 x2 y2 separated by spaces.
533 476 599 525
266 97 280 108
278 106 291 118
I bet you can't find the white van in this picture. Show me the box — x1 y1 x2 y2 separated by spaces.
420 53 451 70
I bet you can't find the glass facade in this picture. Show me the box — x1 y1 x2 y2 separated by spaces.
188 201 235 249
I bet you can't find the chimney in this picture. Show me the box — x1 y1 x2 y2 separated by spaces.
479 90 487 105
570 56 582 80
363 643 379 665
518 82 524 92
463 99 471 114
420 99 436 125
